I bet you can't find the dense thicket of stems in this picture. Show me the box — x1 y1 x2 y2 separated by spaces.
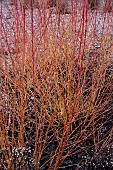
1 0 113 169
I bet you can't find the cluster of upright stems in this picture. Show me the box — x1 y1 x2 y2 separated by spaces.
20 0 113 13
